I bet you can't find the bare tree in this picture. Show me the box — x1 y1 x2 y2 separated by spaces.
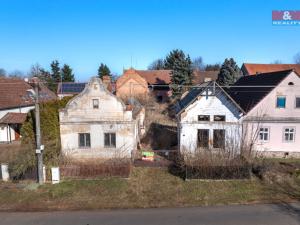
28 63 42 77
271 60 283 64
192 56 205 70
0 68 6 77
9 70 24 78
294 52 300 64
148 59 165 70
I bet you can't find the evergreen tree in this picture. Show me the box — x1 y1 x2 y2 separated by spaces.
39 68 56 92
98 63 111 78
50 60 61 83
61 64 75 82
164 49 193 98
216 58 241 86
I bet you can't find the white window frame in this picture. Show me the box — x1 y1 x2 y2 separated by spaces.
258 127 270 142
276 96 286 108
78 133 91 148
295 96 300 109
283 127 296 142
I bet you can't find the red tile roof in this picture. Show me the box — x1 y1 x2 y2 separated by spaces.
242 63 300 75
193 70 219 84
0 77 57 110
135 70 172 85
0 113 27 124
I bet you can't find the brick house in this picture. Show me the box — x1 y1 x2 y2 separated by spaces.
241 63 300 76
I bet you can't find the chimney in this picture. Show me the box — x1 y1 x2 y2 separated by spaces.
102 75 111 89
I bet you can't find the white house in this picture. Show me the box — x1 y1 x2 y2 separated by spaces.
176 69 300 157
59 77 144 160
176 82 244 154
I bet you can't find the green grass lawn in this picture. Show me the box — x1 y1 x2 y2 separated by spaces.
0 167 295 211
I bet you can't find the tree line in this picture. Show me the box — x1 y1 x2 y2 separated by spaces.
1 51 300 96
147 50 300 98
0 61 112 92
147 49 241 98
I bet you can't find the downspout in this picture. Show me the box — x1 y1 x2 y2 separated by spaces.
8 124 11 143
6 124 9 144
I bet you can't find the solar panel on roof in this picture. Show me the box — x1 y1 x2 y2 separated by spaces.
61 83 86 93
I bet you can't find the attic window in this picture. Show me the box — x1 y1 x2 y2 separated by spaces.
288 82 294 86
198 115 210 121
214 115 226 121
92 99 99 109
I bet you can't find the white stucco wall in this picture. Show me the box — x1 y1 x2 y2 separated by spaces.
0 125 15 142
0 106 34 120
178 90 243 153
244 71 300 153
59 77 138 159
0 106 33 142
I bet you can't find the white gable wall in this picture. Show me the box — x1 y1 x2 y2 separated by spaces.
179 91 242 153
244 71 300 155
59 77 138 159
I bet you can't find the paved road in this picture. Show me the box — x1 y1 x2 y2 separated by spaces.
0 203 300 225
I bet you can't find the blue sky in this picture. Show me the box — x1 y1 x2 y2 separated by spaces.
0 0 299 81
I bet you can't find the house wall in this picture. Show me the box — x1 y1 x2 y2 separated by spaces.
59 77 138 159
244 71 300 154
0 125 15 142
179 91 242 153
57 93 75 100
116 78 148 100
0 106 33 142
0 106 34 120
60 122 136 158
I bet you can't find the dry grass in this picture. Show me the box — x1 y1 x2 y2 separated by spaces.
0 167 289 211
0 142 21 163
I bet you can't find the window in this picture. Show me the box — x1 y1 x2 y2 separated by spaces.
104 133 116 148
283 128 295 142
259 128 269 141
79 133 91 148
296 97 300 108
276 96 286 108
198 115 210 121
156 95 163 102
214 115 226 121
93 99 99 109
213 129 225 148
197 129 209 148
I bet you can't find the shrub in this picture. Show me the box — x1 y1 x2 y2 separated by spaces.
9 97 71 179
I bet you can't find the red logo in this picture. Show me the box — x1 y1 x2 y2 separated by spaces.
272 10 300 21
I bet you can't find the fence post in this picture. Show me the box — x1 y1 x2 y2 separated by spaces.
51 167 60 184
1 163 9 181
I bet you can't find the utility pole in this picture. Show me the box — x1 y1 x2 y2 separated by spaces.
32 77 44 184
